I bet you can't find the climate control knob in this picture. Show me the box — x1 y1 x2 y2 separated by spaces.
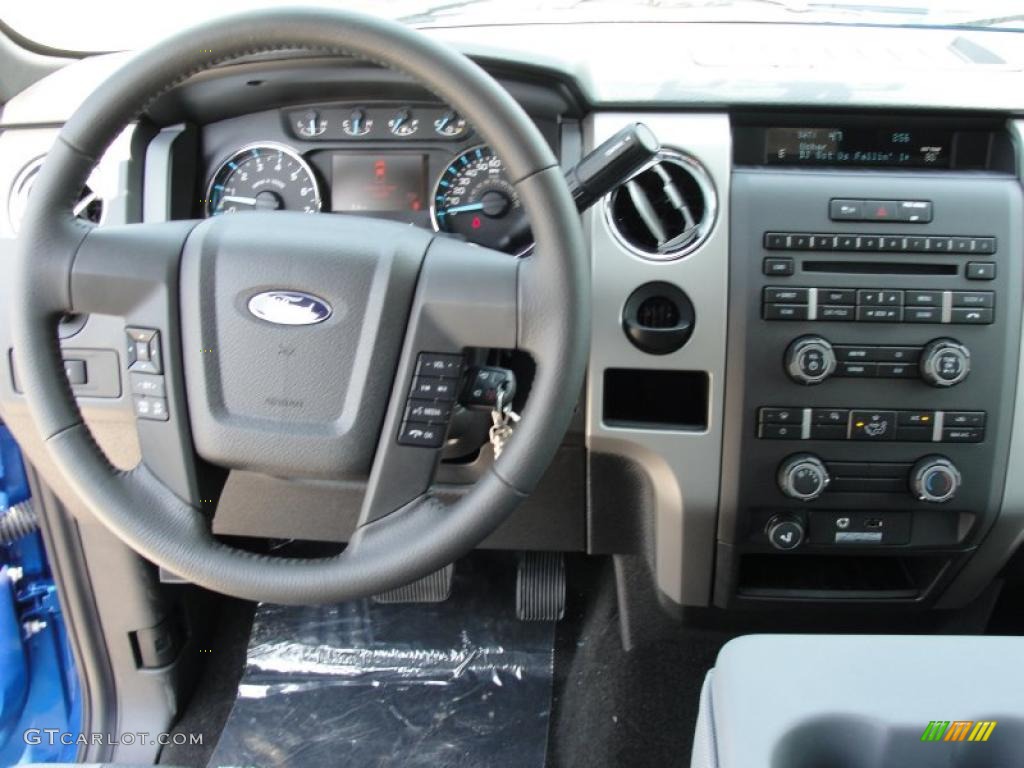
766 515 806 551
919 338 970 387
777 453 831 501
785 336 836 385
910 456 961 503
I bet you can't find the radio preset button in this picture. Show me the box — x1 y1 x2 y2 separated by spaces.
966 262 996 280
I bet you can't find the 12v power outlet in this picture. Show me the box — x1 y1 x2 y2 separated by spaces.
622 281 695 354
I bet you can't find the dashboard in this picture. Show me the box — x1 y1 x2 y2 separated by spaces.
1 21 1024 619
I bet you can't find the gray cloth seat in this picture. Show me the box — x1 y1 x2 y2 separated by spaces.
692 634 1024 768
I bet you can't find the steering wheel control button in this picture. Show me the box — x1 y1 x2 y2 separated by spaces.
766 515 806 551
416 353 464 378
126 327 163 374
130 373 166 398
410 377 457 401
398 422 445 448
910 456 961 503
919 338 970 387
785 336 836 385
777 454 830 501
134 396 169 422
849 410 896 441
405 400 452 424
461 366 517 409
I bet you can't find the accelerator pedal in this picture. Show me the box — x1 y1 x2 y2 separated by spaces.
516 552 566 621
373 563 454 604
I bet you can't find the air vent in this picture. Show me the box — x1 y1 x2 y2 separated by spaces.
605 149 716 260
7 156 104 234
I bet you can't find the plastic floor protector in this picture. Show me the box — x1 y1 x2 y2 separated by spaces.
207 566 556 768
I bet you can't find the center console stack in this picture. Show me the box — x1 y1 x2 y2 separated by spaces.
717 113 1023 607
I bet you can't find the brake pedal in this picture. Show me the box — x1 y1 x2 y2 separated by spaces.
373 564 454 604
516 552 566 621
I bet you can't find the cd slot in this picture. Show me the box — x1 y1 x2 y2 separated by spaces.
803 260 957 276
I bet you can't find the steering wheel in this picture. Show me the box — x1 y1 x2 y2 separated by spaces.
10 8 587 604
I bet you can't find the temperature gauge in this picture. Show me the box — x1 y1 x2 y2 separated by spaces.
387 108 419 137
295 110 327 138
342 108 373 137
434 111 467 138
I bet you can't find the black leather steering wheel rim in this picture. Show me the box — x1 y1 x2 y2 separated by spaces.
11 8 588 603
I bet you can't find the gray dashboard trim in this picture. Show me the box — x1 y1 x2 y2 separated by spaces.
586 113 730 607
938 117 1024 608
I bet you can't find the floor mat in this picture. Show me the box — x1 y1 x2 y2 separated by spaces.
207 564 555 768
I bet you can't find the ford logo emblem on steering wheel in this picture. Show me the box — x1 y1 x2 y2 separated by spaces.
247 290 333 326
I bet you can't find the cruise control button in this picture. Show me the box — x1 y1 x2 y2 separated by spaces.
950 308 994 324
942 427 983 443
398 422 446 448
134 396 169 422
758 424 802 439
952 291 994 309
130 373 166 397
404 399 452 424
849 410 896 441
764 287 809 303
763 304 809 320
760 407 802 424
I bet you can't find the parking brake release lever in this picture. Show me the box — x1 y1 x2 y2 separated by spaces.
498 121 660 251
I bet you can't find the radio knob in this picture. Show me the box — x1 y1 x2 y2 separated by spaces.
785 336 837 385
765 514 806 551
777 453 831 501
919 338 970 387
910 456 961 503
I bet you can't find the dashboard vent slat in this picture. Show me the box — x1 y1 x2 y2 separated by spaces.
605 149 716 261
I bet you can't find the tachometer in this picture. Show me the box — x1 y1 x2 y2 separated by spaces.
430 145 524 250
206 143 321 216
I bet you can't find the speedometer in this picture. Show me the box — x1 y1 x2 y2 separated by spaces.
206 143 321 216
430 145 524 250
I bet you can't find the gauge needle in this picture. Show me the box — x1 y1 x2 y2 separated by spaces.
445 202 485 214
221 195 258 205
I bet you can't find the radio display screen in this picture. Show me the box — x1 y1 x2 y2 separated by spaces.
331 153 427 212
764 127 952 168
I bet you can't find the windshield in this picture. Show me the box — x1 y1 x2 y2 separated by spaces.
4 0 1023 52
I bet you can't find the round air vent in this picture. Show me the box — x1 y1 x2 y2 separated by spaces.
605 149 716 261
7 156 104 234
